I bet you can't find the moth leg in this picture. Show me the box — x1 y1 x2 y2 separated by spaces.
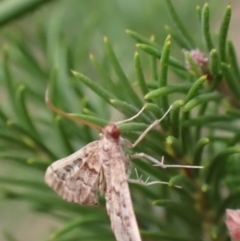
130 153 203 169
128 168 181 188
128 178 181 188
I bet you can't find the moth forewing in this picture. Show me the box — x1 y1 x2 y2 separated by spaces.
45 141 102 206
106 162 142 241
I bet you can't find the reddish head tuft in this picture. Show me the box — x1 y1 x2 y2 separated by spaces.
111 125 120 139
103 123 120 140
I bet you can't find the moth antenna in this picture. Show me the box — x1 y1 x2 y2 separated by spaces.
45 87 103 132
116 106 145 126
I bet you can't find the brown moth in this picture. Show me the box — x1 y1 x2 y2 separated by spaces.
45 122 143 240
44 89 202 241
44 89 144 241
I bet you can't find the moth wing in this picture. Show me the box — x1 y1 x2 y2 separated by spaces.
106 156 142 241
45 141 101 206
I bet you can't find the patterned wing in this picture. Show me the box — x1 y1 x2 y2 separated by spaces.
106 169 141 241
45 141 102 206
102 143 142 241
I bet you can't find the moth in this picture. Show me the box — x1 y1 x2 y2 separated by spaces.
46 122 143 241
44 89 202 241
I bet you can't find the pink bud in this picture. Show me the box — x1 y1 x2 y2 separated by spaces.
226 209 240 240
185 49 208 70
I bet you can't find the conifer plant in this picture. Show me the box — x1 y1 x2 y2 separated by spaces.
0 1 240 241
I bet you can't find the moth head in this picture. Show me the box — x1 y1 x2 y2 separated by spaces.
102 123 120 141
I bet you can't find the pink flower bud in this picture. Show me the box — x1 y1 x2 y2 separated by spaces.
185 49 208 70
226 209 240 240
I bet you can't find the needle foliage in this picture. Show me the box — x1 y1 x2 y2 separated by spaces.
0 0 239 241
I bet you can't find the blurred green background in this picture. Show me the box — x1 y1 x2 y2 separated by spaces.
0 0 239 240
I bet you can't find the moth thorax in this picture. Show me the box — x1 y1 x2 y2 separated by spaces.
103 123 120 140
